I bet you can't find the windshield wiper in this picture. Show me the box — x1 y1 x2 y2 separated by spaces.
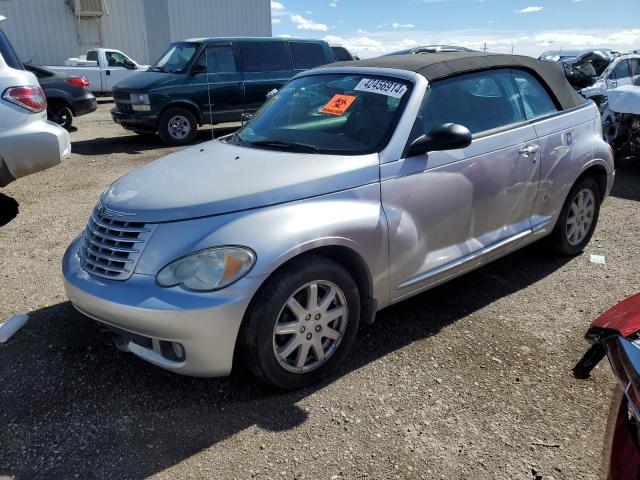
148 66 166 72
248 140 319 153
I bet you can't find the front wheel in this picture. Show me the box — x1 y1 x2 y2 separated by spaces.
549 177 602 256
158 107 198 145
240 256 360 390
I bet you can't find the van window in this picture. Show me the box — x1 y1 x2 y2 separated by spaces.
611 60 631 80
331 46 353 61
240 42 291 72
86 51 98 63
0 27 22 70
410 69 525 139
512 70 558 120
196 45 237 73
630 58 640 76
290 42 326 69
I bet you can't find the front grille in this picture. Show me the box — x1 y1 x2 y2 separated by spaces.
113 91 133 113
79 207 155 280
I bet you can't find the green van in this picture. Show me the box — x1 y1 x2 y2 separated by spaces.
111 37 336 144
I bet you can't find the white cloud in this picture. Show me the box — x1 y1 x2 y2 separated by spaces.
330 2 337 6
272 18 282 24
392 22 415 29
271 1 284 10
516 6 543 13
290 14 330 31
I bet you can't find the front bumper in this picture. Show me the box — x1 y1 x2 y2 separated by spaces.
0 115 71 186
111 108 157 132
62 235 266 377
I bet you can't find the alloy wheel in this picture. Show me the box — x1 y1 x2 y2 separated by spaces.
566 188 596 246
272 280 348 373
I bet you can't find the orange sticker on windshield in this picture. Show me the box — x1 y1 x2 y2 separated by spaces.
321 94 357 116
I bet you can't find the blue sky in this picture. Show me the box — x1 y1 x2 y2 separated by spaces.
270 0 640 57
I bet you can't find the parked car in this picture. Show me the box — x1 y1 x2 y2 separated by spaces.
110 37 336 145
0 16 70 188
63 52 613 389
24 64 97 130
331 45 358 61
384 45 478 56
47 48 148 95
573 293 640 480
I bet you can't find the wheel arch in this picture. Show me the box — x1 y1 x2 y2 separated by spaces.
47 96 74 114
159 100 202 125
577 163 609 201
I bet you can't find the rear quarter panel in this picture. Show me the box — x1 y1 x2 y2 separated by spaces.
529 103 614 234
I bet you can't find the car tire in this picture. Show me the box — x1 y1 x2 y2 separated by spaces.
158 107 198 145
48 104 73 130
240 255 361 390
549 177 602 256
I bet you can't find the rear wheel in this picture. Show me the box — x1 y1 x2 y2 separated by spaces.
158 107 198 145
240 256 360 390
48 103 73 130
549 177 601 256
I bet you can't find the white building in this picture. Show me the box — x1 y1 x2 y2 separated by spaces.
0 0 271 65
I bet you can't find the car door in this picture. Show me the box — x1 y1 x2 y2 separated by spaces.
239 41 292 113
607 59 632 89
382 68 541 300
191 43 244 124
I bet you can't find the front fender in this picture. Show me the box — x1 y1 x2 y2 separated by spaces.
135 183 391 307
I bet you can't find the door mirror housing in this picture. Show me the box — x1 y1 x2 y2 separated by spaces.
123 60 137 70
190 64 207 76
407 123 472 156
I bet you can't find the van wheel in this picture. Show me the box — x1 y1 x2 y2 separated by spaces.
549 177 601 256
240 256 360 390
158 107 198 145
48 104 73 130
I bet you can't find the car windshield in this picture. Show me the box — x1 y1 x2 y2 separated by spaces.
232 74 412 155
150 42 199 73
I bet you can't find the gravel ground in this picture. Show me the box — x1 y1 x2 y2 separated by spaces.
1 102 639 480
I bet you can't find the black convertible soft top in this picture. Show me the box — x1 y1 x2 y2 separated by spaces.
321 52 587 111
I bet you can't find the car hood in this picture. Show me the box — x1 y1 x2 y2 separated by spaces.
101 138 380 223
112 71 181 92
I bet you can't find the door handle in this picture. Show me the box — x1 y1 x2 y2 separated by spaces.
519 145 540 156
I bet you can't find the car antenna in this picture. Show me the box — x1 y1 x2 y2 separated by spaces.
205 47 215 141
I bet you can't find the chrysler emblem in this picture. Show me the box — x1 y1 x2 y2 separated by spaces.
97 203 135 218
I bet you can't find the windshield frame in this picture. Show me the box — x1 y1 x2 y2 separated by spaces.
233 70 420 157
150 41 201 74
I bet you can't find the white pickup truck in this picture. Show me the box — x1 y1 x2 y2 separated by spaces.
47 48 148 95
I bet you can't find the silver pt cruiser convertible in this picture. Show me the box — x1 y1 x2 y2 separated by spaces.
63 53 615 389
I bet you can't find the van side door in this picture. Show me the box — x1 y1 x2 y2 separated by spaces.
191 43 244 124
239 41 293 113
382 69 542 301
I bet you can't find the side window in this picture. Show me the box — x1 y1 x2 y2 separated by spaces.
610 60 631 80
409 69 525 140
629 58 640 76
86 50 99 63
511 69 558 120
197 45 237 73
240 42 291 72
290 42 327 70
106 51 128 67
331 46 352 61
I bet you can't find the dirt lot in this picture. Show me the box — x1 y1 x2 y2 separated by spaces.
1 102 639 480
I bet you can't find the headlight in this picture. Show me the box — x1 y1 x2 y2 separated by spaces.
130 93 151 112
156 247 256 292
130 93 150 104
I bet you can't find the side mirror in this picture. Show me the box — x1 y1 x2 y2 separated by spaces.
407 123 472 156
190 64 207 76
123 60 137 70
241 112 253 126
